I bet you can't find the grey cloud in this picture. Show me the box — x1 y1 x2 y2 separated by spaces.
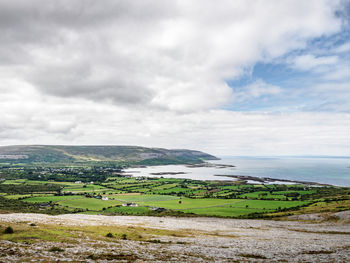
27 60 154 104
0 0 176 106
0 0 345 112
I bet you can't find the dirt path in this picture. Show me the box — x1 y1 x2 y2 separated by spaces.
0 213 349 262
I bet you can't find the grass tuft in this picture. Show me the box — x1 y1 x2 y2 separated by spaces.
4 226 14 234
49 246 65 252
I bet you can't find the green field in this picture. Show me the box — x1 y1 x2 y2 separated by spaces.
1 179 28 185
1 162 349 218
3 194 49 200
19 193 310 217
134 198 308 217
23 195 81 203
57 198 123 210
184 206 265 217
103 206 151 215
109 194 180 202
22 194 124 211
237 190 315 200
1 179 72 186
141 198 242 209
63 184 110 193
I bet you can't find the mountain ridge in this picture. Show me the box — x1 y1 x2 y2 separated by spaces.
0 145 219 164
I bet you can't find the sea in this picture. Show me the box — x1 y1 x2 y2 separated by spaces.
124 156 350 187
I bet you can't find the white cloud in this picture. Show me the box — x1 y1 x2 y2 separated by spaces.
333 42 350 53
0 0 342 112
322 66 350 80
1 89 349 156
0 0 349 155
290 54 339 71
233 79 281 102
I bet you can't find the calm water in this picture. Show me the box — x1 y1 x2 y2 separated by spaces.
124 157 350 186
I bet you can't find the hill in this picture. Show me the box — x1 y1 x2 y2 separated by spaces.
0 145 218 164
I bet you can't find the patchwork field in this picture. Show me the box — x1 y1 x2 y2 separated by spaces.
0 165 349 218
16 193 310 217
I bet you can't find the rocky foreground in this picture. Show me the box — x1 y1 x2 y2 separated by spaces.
0 213 350 262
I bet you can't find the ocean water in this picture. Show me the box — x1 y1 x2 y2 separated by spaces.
124 157 350 186
212 157 350 186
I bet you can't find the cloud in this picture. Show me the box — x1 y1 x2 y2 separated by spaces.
1 88 349 156
233 79 281 103
0 0 343 112
333 42 350 53
290 54 339 71
0 1 349 155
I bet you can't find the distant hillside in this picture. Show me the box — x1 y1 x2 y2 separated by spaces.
0 145 218 164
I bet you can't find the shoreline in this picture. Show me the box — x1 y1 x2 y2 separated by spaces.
126 161 339 186
213 174 332 186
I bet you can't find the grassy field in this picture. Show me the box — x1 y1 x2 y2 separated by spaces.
2 166 349 218
63 184 110 193
140 198 243 209
18 193 310 217
21 194 124 211
133 198 309 217
109 194 180 202
57 198 123 210
103 206 151 215
183 206 265 217
23 195 82 203
3 194 49 200
238 190 316 200
1 179 73 186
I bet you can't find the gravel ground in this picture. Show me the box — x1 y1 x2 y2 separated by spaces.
0 213 350 262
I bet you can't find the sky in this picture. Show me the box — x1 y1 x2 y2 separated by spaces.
1 0 350 156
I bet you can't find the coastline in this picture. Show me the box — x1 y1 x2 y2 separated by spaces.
213 174 332 186
125 157 350 186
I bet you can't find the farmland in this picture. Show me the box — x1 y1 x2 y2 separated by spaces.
0 162 349 219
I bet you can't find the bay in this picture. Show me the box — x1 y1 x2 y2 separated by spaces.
124 156 350 186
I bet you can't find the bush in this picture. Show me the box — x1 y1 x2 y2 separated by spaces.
121 233 127 240
106 232 114 238
4 226 14 234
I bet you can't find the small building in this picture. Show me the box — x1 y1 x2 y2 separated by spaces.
102 197 109 201
122 202 138 207
75 181 82 184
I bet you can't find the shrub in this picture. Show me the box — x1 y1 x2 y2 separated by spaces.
106 232 114 238
121 233 127 240
4 226 14 234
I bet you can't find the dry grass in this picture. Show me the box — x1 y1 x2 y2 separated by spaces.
267 198 350 219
